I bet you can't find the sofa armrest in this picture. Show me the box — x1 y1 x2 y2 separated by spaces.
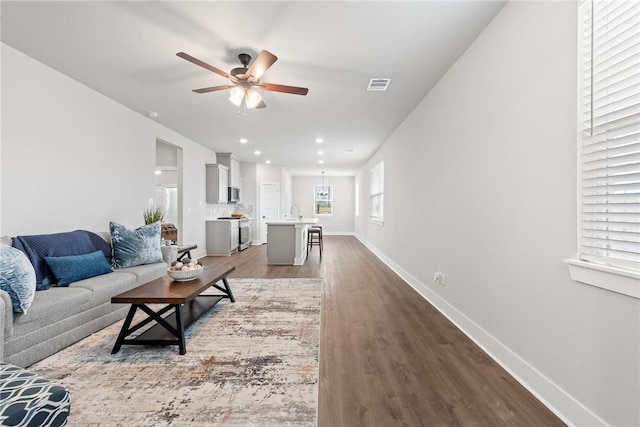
0 289 12 362
161 245 178 266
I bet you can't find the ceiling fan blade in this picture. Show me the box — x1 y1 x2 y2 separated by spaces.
259 82 309 96
256 100 267 109
192 84 235 94
176 52 230 79
246 50 278 82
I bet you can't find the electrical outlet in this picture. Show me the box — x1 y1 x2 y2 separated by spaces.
433 272 446 286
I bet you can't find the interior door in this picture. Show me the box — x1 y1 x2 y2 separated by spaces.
259 182 280 244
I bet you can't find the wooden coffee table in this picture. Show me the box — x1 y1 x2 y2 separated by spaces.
110 265 235 355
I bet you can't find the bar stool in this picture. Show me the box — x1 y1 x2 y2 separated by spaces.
307 225 323 258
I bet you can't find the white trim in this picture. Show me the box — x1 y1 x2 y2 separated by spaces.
321 231 355 236
191 248 207 260
354 233 608 427
564 259 640 299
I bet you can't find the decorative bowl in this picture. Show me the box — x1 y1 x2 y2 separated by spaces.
167 266 203 282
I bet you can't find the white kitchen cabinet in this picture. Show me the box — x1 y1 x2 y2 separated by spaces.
206 220 239 256
230 157 241 189
206 164 229 203
217 153 241 189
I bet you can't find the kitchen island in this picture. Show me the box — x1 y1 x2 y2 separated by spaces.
266 218 318 265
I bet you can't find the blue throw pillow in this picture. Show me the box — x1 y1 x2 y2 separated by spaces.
110 222 163 269
44 250 112 287
0 244 36 313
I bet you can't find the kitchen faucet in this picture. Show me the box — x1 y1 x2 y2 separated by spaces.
290 204 302 219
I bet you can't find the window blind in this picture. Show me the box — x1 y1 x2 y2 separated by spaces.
579 0 640 271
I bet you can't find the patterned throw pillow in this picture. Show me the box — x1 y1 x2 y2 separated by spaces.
0 244 37 313
109 222 163 269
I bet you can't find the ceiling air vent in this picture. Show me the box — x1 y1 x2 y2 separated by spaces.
367 78 391 91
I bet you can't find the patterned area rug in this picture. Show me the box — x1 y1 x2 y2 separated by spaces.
29 278 322 426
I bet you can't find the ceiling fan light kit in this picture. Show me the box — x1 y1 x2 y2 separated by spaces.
177 50 308 114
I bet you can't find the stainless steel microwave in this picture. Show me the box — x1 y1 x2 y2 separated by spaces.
228 186 240 203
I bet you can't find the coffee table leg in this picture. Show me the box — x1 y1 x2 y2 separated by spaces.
174 304 186 355
212 277 236 303
112 305 137 354
223 277 235 302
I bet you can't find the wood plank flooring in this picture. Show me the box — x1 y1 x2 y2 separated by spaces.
201 235 565 426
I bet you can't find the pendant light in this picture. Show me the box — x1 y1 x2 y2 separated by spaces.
316 171 328 197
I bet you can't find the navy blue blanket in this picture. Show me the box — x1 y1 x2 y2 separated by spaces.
12 230 112 290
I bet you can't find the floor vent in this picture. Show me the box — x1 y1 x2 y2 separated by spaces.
367 78 391 91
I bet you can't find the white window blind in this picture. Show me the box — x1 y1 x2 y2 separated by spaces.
579 0 640 271
370 161 384 222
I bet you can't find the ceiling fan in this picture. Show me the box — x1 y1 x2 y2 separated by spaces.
176 50 308 111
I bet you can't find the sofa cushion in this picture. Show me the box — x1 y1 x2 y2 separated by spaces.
0 244 36 313
112 262 168 284
109 222 163 268
45 250 112 286
72 270 138 303
11 287 94 333
12 230 112 290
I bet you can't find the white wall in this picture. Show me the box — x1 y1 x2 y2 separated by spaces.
240 162 256 206
281 167 292 218
292 175 355 234
1 44 216 258
355 2 639 426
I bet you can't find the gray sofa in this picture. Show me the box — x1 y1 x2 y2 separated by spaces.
0 233 175 368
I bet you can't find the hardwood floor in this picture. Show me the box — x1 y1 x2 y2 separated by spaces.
201 236 565 426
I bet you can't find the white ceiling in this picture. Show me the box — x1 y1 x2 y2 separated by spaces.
1 1 505 176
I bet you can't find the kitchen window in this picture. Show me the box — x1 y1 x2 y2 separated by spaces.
370 161 384 224
314 184 333 215
565 0 640 299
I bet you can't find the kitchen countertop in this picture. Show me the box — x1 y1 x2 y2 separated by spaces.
266 218 319 225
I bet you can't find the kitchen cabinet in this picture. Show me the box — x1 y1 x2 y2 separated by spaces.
206 220 239 256
230 157 241 189
206 164 229 203
217 153 241 189
266 218 318 265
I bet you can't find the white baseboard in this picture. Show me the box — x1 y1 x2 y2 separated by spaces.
354 233 606 427
191 248 207 260
322 231 355 236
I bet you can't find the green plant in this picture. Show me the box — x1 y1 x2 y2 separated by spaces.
143 206 165 224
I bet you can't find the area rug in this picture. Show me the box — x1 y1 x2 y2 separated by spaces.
28 278 322 426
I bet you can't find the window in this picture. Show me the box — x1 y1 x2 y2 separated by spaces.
370 161 384 223
568 0 640 298
314 184 332 215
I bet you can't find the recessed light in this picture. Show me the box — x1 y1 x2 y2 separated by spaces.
265 160 271 164
154 170 162 175
315 138 324 144
318 160 324 164
317 150 324 155
346 148 354 153
254 150 261 155
239 138 248 144
146 111 159 118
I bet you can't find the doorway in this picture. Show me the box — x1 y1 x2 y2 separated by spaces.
259 182 280 244
155 139 183 242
